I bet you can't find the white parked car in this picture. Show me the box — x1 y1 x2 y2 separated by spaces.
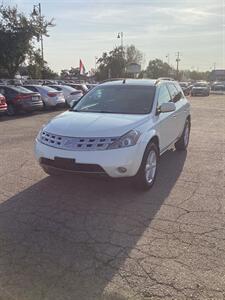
35 79 191 190
48 85 83 106
24 85 65 108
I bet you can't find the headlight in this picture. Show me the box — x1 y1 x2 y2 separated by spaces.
36 125 45 142
108 130 141 150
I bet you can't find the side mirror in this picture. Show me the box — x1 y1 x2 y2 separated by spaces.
158 102 176 114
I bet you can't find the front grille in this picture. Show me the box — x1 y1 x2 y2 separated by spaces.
40 131 117 151
40 157 105 173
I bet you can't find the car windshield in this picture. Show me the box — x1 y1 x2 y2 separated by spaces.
73 85 156 114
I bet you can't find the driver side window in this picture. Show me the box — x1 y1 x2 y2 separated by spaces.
157 85 171 107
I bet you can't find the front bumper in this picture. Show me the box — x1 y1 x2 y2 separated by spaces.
35 140 145 178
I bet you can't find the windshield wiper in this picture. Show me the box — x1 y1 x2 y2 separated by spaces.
70 109 113 113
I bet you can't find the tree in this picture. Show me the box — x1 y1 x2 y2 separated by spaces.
95 47 126 81
126 45 143 65
145 59 174 79
96 45 144 81
41 65 58 79
0 5 54 78
60 67 80 80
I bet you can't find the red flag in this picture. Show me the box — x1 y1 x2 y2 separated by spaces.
79 59 86 75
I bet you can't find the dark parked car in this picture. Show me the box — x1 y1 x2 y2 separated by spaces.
191 82 210 97
179 82 192 95
0 86 43 116
0 93 7 115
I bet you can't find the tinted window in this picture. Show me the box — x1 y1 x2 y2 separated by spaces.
50 86 61 91
0 87 6 95
63 86 78 93
74 85 156 114
194 83 208 87
41 86 59 92
24 86 38 93
11 86 33 94
157 85 171 107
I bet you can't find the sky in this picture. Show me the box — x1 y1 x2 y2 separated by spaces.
2 0 225 73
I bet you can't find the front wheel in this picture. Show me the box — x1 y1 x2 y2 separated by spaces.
41 166 61 176
175 119 190 151
134 142 159 190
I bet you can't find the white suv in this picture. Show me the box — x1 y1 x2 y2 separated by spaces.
35 79 190 190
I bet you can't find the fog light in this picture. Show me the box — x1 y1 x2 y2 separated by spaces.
117 167 127 173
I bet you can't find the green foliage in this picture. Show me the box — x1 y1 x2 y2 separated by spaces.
0 5 54 78
126 45 143 65
145 59 173 79
95 45 143 81
60 67 81 79
95 47 126 81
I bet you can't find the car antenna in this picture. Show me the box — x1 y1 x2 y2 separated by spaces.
123 79 126 84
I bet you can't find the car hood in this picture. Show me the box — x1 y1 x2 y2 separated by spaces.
44 111 149 137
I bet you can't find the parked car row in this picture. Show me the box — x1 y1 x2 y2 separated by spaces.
179 81 211 97
0 82 94 116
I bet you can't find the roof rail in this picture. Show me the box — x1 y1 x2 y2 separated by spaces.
100 78 126 84
155 77 175 85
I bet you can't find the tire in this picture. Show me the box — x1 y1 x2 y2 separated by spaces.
175 119 190 151
42 166 61 176
6 104 16 116
134 142 159 190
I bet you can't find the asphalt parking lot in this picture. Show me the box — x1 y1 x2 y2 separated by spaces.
0 94 224 300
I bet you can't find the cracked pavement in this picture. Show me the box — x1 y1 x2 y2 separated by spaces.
0 95 224 300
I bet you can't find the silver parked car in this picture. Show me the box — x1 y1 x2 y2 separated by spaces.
23 85 66 108
48 85 83 106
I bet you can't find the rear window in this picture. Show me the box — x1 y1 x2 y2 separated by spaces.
11 86 33 94
194 83 208 87
40 86 59 92
63 86 78 92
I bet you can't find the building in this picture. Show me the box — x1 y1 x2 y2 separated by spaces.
210 69 225 82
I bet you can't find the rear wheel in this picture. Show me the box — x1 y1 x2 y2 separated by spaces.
134 142 159 190
175 119 190 151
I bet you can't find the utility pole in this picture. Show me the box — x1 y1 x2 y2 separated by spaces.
176 52 181 80
166 53 170 65
117 32 123 49
33 3 44 61
95 56 98 70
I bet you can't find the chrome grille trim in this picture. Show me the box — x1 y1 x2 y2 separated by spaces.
40 131 118 151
